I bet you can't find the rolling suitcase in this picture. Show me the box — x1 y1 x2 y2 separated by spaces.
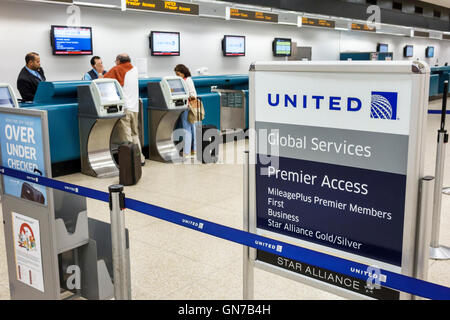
118 142 142 186
197 124 220 164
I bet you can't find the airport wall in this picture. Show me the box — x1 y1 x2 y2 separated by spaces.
1 0 450 97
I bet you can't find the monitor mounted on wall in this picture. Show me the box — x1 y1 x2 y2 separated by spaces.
51 25 93 55
149 31 180 56
404 45 414 58
273 38 292 57
377 43 389 53
222 35 246 56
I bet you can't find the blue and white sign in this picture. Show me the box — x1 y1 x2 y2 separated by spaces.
0 112 47 205
249 61 430 299
370 92 398 120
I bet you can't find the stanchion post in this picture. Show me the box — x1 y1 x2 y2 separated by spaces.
414 176 434 300
430 80 450 260
243 151 254 300
109 184 131 300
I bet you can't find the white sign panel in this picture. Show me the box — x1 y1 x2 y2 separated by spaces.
12 212 45 293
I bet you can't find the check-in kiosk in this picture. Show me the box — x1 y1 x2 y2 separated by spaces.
78 79 125 177
0 84 19 108
147 76 189 162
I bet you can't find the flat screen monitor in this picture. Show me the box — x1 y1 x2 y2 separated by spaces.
167 79 187 96
150 31 180 56
222 35 245 56
377 43 388 53
0 85 17 108
404 45 414 58
426 46 435 58
51 25 93 55
273 38 292 57
96 81 122 104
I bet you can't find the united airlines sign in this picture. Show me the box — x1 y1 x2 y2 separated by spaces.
266 91 399 120
250 61 429 300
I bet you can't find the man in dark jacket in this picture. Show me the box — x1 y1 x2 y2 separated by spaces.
17 52 46 102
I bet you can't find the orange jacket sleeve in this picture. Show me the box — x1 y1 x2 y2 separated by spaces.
104 66 125 86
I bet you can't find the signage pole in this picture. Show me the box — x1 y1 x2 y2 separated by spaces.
430 81 450 260
243 151 254 300
442 81 450 196
109 185 130 300
413 176 435 300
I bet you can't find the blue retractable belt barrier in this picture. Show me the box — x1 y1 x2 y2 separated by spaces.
429 110 450 114
1 166 449 300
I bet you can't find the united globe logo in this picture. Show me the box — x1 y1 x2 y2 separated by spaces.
370 92 398 120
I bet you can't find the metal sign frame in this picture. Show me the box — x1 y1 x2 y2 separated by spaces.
0 107 61 299
246 61 430 300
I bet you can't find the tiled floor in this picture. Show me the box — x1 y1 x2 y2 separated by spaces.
0 99 449 300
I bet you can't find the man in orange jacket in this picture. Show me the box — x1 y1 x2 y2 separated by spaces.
104 53 145 165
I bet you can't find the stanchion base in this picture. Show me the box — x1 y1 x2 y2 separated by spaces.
443 187 450 195
430 246 450 260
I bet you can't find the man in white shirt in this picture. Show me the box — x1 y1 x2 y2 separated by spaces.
104 53 145 165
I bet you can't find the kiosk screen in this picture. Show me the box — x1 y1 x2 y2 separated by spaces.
167 79 186 96
0 87 16 108
97 82 120 103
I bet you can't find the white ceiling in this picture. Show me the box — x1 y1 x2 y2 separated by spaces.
418 0 450 9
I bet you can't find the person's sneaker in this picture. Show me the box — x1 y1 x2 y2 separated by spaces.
191 151 196 156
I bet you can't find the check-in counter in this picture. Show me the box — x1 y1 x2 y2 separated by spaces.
192 75 249 131
430 66 450 97
339 52 393 61
19 81 86 176
429 74 439 97
18 75 249 176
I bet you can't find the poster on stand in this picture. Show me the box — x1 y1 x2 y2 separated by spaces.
12 212 45 293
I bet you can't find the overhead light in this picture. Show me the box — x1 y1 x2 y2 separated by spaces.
73 1 120 9
297 16 302 27
278 21 296 26
225 6 230 20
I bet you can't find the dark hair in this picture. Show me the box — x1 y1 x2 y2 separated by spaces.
116 54 131 64
90 56 101 66
174 64 191 78
25 52 39 64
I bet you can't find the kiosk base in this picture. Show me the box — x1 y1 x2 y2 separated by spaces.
79 117 122 178
148 108 186 163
